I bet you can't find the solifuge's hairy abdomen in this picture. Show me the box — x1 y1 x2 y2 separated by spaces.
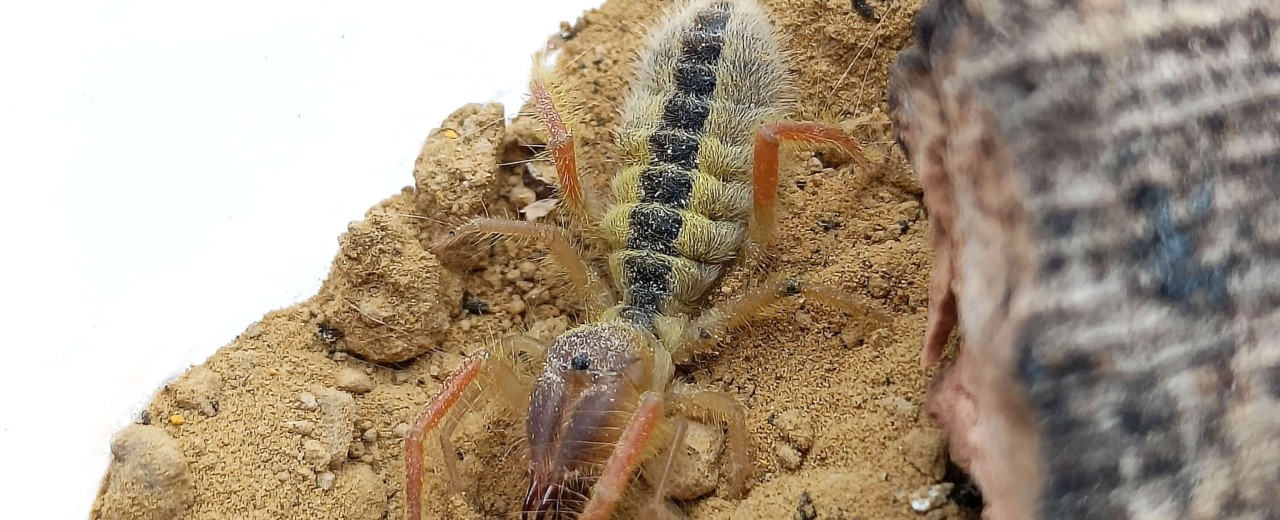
600 0 790 327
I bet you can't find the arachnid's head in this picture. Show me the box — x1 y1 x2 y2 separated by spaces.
521 322 663 518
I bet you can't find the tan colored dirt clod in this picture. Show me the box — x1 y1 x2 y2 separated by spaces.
169 365 222 417
91 425 194 520
314 198 462 363
413 103 506 218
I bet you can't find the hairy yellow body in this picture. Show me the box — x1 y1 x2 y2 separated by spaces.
596 0 789 326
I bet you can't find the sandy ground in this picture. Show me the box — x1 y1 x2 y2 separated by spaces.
90 0 980 518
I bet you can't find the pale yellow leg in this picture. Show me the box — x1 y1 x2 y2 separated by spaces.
433 217 615 313
639 418 690 518
434 409 465 495
671 274 887 364
670 386 752 497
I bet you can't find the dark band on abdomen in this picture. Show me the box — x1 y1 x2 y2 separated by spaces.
620 252 674 327
621 2 732 325
625 204 682 255
640 3 730 206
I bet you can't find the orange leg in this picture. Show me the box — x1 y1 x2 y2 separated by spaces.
403 336 542 520
579 391 665 520
404 355 485 520
751 122 869 247
529 57 598 221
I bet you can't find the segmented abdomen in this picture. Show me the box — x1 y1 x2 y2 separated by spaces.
600 0 786 327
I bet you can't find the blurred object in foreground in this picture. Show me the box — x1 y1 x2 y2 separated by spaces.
889 0 1280 518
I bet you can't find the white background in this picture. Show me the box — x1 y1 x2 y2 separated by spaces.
0 0 601 516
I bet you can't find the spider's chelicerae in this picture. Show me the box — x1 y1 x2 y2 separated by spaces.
405 1 878 518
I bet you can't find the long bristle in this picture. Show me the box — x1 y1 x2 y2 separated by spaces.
531 50 588 136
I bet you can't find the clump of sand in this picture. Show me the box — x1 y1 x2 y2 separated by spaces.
93 425 194 520
90 0 977 519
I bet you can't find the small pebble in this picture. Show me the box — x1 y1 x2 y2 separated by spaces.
316 471 337 491
558 21 576 39
356 419 374 431
775 409 815 452
299 392 319 411
348 441 365 459
840 328 864 348
528 316 571 342
531 304 561 320
315 388 356 467
336 368 376 394
362 428 379 443
168 414 185 426
900 428 946 479
393 423 411 438
275 470 291 482
244 321 264 338
868 275 891 299
777 443 803 470
96 425 194 519
909 483 954 514
302 439 329 467
285 420 315 435
795 491 818 520
795 312 813 330
525 287 550 305
171 366 223 417
334 464 388 519
332 352 349 362
897 200 921 220
517 260 538 279
504 295 528 315
640 420 723 500
877 395 918 418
